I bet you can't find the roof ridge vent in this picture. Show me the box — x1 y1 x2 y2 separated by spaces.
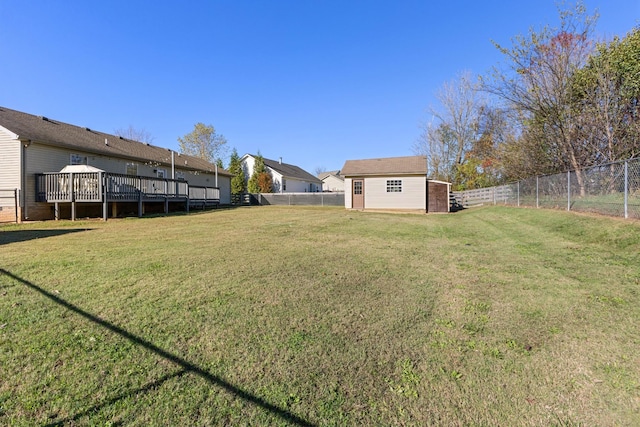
85 127 91 131
119 136 124 140
39 116 49 121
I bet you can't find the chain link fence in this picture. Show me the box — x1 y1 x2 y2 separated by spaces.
453 157 640 219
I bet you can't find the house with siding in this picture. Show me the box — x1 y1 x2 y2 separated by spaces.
341 155 450 213
0 106 232 222
318 170 344 192
240 154 322 193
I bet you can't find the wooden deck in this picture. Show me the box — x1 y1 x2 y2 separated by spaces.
36 172 220 220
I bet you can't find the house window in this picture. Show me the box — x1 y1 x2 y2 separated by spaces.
354 181 362 195
176 171 185 181
386 180 402 192
283 179 287 191
70 154 87 165
156 169 167 178
126 163 138 176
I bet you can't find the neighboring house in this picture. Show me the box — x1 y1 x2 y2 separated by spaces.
318 170 344 192
341 155 451 213
0 106 232 222
240 154 323 193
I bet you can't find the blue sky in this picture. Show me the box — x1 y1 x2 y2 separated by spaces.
1 1 638 174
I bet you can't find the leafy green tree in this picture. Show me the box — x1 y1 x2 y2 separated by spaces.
483 1 597 195
247 153 273 193
571 27 640 163
228 148 245 195
178 122 228 164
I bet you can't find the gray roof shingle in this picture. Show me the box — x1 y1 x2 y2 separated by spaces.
341 156 427 176
254 155 322 183
0 106 231 176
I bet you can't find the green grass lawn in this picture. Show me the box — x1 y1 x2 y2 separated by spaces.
1 206 639 426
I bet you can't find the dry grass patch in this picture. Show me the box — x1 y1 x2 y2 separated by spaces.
1 206 639 425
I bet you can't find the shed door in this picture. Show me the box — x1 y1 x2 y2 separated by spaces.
352 179 364 209
428 181 449 213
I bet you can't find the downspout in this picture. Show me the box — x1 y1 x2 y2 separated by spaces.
21 139 31 220
171 150 175 180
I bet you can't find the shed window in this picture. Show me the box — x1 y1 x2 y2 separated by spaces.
386 180 402 192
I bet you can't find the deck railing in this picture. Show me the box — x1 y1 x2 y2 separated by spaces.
36 172 195 203
36 172 103 202
189 185 220 203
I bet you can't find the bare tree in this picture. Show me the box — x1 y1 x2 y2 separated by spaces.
483 1 597 195
314 166 327 176
114 125 154 144
414 71 484 182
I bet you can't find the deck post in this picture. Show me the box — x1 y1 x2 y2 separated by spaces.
186 184 190 213
54 202 59 220
138 177 143 218
70 172 76 221
102 172 108 221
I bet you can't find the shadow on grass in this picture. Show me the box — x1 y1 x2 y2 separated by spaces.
45 369 189 427
0 229 92 245
0 268 315 427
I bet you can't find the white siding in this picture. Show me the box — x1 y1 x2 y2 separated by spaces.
322 175 344 192
0 128 20 206
241 155 255 182
271 171 284 193
284 178 318 193
364 176 426 210
344 178 353 208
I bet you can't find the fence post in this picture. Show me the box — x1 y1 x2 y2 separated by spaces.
536 176 539 208
567 171 571 211
624 161 628 219
517 181 520 207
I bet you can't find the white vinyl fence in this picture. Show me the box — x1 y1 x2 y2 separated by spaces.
453 158 640 219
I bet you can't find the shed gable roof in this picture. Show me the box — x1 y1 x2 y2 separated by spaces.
341 156 427 176
0 106 231 176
